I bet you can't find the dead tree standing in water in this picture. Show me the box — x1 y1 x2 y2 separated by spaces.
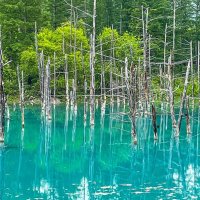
0 42 5 142
90 0 96 126
167 56 191 137
176 60 191 135
40 51 44 109
125 57 137 144
43 58 51 120
167 56 177 134
53 52 56 106
21 71 24 128
142 6 149 113
186 96 191 134
152 103 158 140
65 54 69 104
90 34 95 126
17 65 25 128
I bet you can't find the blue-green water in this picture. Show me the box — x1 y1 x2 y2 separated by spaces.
0 104 200 199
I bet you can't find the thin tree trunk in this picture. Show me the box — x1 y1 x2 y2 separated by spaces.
70 0 73 53
84 78 87 122
21 71 25 128
17 65 22 106
40 51 44 109
45 58 51 120
100 39 104 104
142 6 149 112
164 24 168 73
17 65 24 128
190 41 194 108
112 25 116 104
121 67 125 105
35 22 42 103
152 103 158 140
172 0 176 55
125 58 137 144
167 56 177 134
71 79 75 106
65 54 69 104
81 42 87 122
186 96 191 134
73 10 77 106
90 34 95 125
198 41 200 104
110 28 114 104
53 52 56 106
177 60 191 135
0 38 5 142
90 0 96 126
172 0 176 89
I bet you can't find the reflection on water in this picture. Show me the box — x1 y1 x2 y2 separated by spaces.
0 105 199 199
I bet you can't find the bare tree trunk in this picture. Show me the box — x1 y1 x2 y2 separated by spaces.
21 71 25 128
152 103 158 140
148 34 151 78
125 58 137 144
172 0 176 88
177 60 191 135
90 0 96 126
17 65 22 106
111 25 116 104
142 6 149 113
44 58 51 120
167 56 177 134
40 51 44 109
190 41 194 109
70 0 73 53
17 65 24 128
198 41 200 105
0 38 5 142
90 34 95 125
100 39 104 104
47 58 51 120
164 24 168 73
172 0 176 55
138 57 143 113
159 65 163 103
84 78 87 123
186 96 191 134
65 54 69 104
110 28 114 104
53 52 56 106
81 42 85 96
81 42 87 122
121 67 125 105
71 79 75 106
35 22 42 102
73 10 77 106
142 6 147 72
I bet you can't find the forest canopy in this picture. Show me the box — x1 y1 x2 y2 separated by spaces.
0 0 199 99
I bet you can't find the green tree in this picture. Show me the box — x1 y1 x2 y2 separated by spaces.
20 22 90 95
0 0 49 63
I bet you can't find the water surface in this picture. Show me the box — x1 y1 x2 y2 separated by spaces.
0 104 200 199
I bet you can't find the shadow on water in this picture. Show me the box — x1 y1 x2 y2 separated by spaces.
0 104 199 199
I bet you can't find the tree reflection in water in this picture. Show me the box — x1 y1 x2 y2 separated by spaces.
0 105 199 199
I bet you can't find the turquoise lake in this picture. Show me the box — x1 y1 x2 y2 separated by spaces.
0 104 200 199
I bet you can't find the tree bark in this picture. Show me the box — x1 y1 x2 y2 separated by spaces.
0 43 5 142
152 103 158 140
